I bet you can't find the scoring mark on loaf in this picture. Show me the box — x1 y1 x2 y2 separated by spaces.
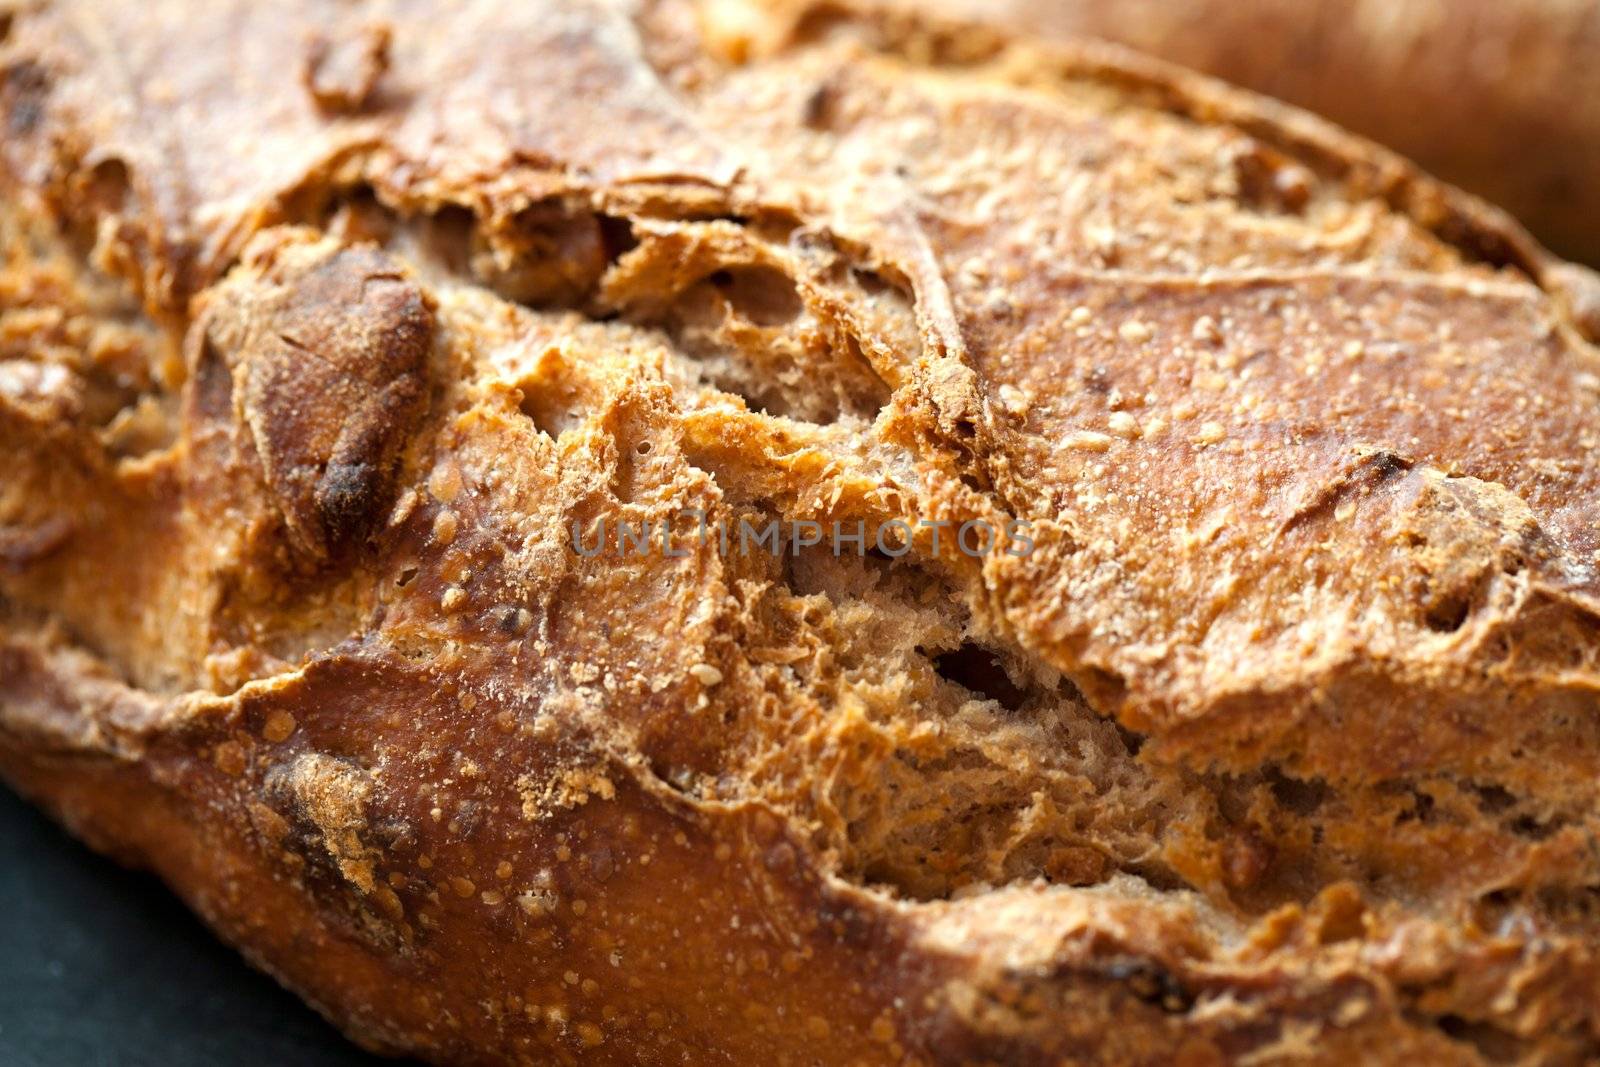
198 232 435 561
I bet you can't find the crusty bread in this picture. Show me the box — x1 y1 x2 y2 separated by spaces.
3 1 1600 1063
833 0 1600 267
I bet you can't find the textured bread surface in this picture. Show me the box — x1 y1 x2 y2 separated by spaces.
3 1 1600 1064
839 0 1600 267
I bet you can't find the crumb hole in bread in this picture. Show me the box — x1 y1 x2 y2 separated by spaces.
1226 139 1313 216
1422 588 1473 633
96 392 178 457
517 390 579 440
929 642 1028 712
1111 720 1146 758
597 214 638 262
81 158 130 217
667 270 887 423
1433 1014 1526 1062
849 267 892 296
1266 767 1330 816
607 229 895 424
1076 664 1129 708
324 187 397 247
482 201 609 307
1507 814 1556 840
386 201 618 308
515 374 585 441
414 205 474 274
705 266 805 326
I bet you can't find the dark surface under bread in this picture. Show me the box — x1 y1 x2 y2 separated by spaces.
0 786 385 1066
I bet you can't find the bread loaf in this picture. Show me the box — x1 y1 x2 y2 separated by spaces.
837 0 1600 266
3 1 1600 1063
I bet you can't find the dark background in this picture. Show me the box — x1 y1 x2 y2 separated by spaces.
0 786 395 1066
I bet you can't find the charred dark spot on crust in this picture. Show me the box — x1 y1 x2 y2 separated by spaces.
203 240 434 562
310 368 427 549
315 459 384 545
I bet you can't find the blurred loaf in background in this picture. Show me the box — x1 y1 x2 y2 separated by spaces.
873 0 1600 265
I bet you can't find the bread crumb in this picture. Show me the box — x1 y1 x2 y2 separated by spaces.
1107 411 1141 439
432 509 459 545
450 876 476 898
1192 315 1222 345
441 586 467 612
1070 305 1093 324
1194 421 1226 445
1119 320 1152 343
373 886 404 920
997 383 1031 414
428 463 463 503
690 663 724 686
262 711 297 744
213 741 246 777
1063 431 1115 452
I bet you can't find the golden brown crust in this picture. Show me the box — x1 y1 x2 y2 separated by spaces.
838 0 1600 267
3 1 1600 1064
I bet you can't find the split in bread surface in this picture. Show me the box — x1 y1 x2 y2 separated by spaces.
3 1 1600 1063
